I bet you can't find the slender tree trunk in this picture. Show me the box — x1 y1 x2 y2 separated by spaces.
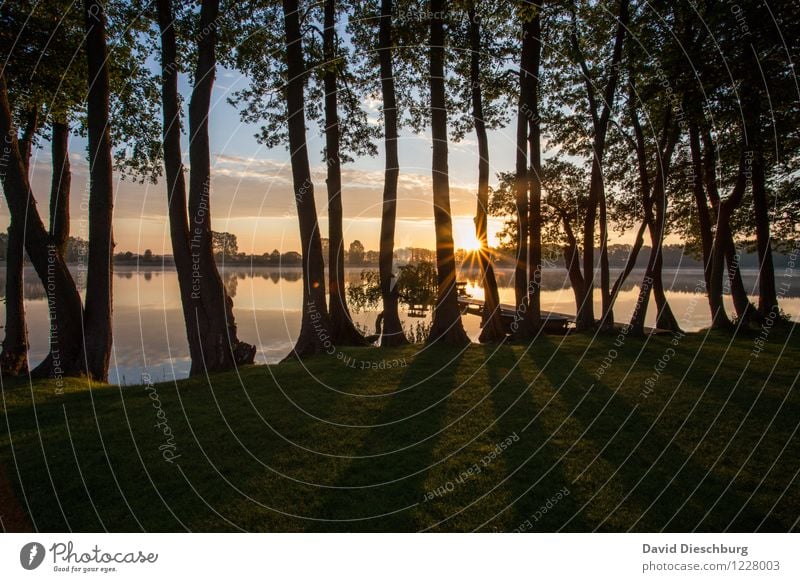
513 18 533 338
377 0 408 347
702 130 755 325
158 0 215 374
427 0 469 346
606 217 647 314
751 150 778 317
282 0 334 357
83 0 115 381
709 147 750 329
577 0 629 331
49 121 71 258
0 107 36 376
324 0 366 346
689 121 713 298
0 75 86 379
184 0 255 371
629 111 680 334
560 213 584 314
525 7 543 332
468 3 505 342
1 220 28 376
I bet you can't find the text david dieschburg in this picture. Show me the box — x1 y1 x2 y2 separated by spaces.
643 543 748 557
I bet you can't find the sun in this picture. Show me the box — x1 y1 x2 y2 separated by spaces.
454 218 483 252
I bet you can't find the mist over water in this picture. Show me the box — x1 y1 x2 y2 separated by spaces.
3 265 797 384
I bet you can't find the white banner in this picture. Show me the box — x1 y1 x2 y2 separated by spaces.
1 533 798 581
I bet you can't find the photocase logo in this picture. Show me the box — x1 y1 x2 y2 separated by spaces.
20 542 46 570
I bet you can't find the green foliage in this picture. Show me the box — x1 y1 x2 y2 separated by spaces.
347 260 438 313
212 231 239 258
347 269 382 312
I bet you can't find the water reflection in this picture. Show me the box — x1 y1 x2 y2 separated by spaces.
1 265 796 384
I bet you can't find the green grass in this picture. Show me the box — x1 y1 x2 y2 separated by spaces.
1 326 798 532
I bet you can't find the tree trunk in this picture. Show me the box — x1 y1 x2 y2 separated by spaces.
1 220 28 376
751 150 778 317
324 0 366 346
688 121 713 299
282 0 334 357
0 107 36 376
560 212 584 314
709 147 750 329
0 75 86 379
49 121 71 258
607 217 647 314
513 18 533 339
577 0 629 331
83 0 115 381
184 0 255 372
159 0 217 374
376 0 408 347
630 113 680 334
427 0 469 346
702 130 755 325
525 7 543 332
468 3 505 343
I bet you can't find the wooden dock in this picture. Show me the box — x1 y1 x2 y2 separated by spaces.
457 296 573 333
457 295 673 336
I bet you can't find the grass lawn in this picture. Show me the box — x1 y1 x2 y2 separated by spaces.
1 326 798 532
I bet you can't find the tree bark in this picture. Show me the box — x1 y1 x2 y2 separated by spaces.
0 75 86 379
513 17 534 339
628 107 680 334
49 121 71 259
689 121 713 298
1 221 29 376
159 0 213 374
525 6 543 332
83 0 115 381
0 107 36 376
702 130 755 325
468 3 505 342
377 0 408 347
576 0 629 331
427 0 469 346
709 143 751 329
282 0 335 357
185 0 255 371
559 211 584 314
607 217 647 313
323 0 366 346
751 149 778 317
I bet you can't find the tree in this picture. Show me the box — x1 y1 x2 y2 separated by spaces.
551 0 629 331
82 0 116 381
524 1 544 334
426 0 469 346
0 75 87 379
460 1 509 342
375 0 409 346
212 231 239 259
321 0 369 346
156 0 255 375
348 239 365 265
281 0 334 358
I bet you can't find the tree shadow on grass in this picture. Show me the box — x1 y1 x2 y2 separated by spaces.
478 343 582 532
309 346 468 532
526 336 786 532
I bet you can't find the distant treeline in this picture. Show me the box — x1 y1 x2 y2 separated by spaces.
1 234 793 271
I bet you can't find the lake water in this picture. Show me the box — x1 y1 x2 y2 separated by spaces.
2 265 797 384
